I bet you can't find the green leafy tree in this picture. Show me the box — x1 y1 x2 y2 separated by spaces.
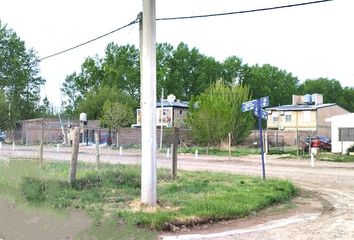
156 43 173 99
186 82 254 148
102 43 140 98
337 87 354 112
61 72 82 114
100 100 135 147
61 57 104 113
221 56 248 86
164 42 222 100
76 85 137 120
298 78 343 103
0 90 9 129
100 100 134 129
0 21 45 121
36 96 57 118
244 64 299 106
61 43 140 115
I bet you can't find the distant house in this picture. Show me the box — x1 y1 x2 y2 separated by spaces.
266 94 349 137
326 113 354 154
134 94 189 128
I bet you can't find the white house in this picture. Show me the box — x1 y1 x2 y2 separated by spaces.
133 94 189 128
326 113 354 154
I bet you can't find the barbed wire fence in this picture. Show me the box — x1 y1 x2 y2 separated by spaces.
0 115 325 175
0 117 188 175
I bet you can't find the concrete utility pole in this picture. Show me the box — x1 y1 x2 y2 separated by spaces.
160 87 164 150
140 0 157 206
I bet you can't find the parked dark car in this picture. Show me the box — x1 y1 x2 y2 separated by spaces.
0 131 5 142
302 136 331 152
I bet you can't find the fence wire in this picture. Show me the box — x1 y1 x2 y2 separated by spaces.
0 117 329 171
0 118 190 172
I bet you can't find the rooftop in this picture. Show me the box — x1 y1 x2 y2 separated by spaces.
156 99 189 108
266 103 336 111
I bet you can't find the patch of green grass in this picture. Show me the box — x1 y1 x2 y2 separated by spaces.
277 151 354 162
316 153 354 162
178 146 257 156
0 159 296 233
268 146 312 156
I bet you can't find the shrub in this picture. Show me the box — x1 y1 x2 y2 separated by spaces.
347 144 354 154
20 177 48 202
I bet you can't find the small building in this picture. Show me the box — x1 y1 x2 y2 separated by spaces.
21 118 105 145
266 94 349 137
134 94 189 128
326 113 354 154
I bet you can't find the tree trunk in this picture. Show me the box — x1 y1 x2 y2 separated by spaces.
116 129 119 147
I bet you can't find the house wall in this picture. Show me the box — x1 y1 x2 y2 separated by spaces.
246 129 316 146
173 107 188 127
136 107 187 128
22 118 70 144
156 107 173 127
22 118 103 145
330 113 354 153
267 110 316 131
317 105 349 137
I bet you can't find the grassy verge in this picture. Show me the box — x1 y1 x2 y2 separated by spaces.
0 160 296 233
178 146 258 156
315 153 354 162
277 151 354 162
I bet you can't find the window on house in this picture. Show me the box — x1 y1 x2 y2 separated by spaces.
339 128 354 141
179 110 183 115
285 115 292 122
273 116 279 122
303 111 311 122
284 112 292 122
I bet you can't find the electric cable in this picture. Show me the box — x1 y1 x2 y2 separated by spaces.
157 0 332 21
39 0 332 61
39 18 139 61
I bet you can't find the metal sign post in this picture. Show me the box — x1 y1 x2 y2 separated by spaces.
256 99 266 180
242 96 269 180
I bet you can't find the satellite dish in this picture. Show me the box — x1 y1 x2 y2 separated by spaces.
167 94 176 103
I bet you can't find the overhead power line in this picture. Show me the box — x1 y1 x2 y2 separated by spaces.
39 0 332 61
156 0 333 21
39 18 139 61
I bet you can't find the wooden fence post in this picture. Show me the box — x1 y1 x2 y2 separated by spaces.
172 127 179 180
68 126 80 184
95 132 100 167
39 121 44 167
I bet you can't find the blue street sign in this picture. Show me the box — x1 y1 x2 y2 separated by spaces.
260 96 269 108
241 99 257 112
241 96 270 180
253 107 268 120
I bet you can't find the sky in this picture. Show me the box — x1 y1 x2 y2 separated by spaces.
1 0 353 108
